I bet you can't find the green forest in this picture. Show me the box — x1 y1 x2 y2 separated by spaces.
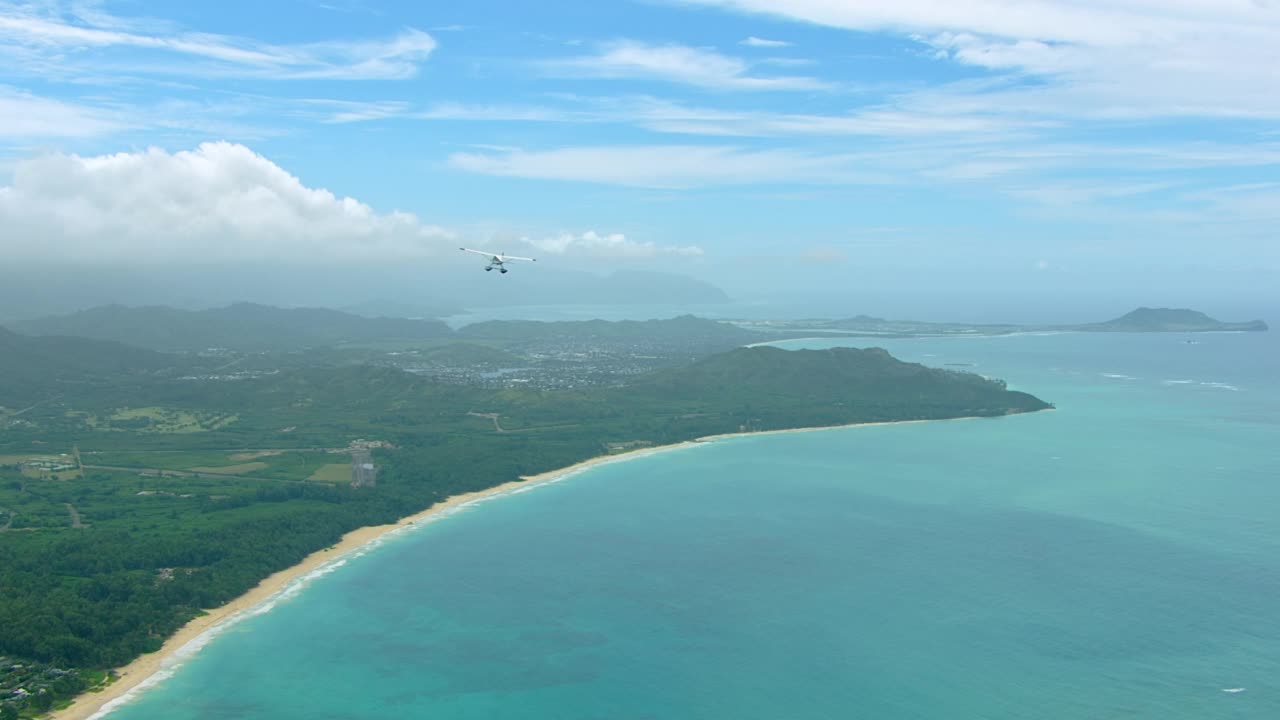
0 333 1050 717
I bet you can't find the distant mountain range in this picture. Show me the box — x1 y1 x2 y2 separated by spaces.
10 303 1265 359
0 267 730 324
0 326 188 406
457 314 760 345
10 303 454 352
8 305 760 354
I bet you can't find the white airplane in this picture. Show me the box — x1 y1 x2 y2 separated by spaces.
459 247 536 274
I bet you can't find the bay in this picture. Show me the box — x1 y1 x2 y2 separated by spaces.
104 330 1280 719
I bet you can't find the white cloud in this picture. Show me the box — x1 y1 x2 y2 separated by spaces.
755 56 815 67
416 102 588 123
678 0 1273 48
542 40 829 91
446 134 1280 196
1179 182 1280 222
0 142 454 265
448 144 880 188
624 97 1042 136
407 95 1038 138
0 5 436 80
1007 180 1180 206
675 0 1280 117
311 99 412 123
0 88 293 145
740 36 791 47
0 86 129 139
523 230 703 258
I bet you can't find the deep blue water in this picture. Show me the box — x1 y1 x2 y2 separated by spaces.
102 330 1280 719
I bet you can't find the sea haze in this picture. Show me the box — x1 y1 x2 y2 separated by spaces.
103 330 1280 719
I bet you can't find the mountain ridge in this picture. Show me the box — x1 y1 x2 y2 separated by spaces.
11 303 454 352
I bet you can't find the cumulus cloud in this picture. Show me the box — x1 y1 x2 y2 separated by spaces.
0 142 454 265
523 230 703 258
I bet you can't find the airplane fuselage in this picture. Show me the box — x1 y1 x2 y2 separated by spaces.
461 247 532 273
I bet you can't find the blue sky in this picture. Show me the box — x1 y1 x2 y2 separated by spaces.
1 0 1277 302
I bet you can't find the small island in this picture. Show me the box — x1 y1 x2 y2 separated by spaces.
1072 307 1268 333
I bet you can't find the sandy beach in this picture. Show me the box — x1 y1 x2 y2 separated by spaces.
48 475 539 720
48 413 1012 720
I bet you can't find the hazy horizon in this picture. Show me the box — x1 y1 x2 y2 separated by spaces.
2 0 1277 324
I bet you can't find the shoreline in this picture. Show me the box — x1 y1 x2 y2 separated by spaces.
49 477 538 720
49 411 1032 720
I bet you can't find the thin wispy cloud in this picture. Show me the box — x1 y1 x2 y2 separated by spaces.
416 102 591 123
1177 182 1280 222
740 36 790 47
346 95 1041 139
620 97 1043 137
310 99 412 123
541 40 829 91
449 144 881 188
1006 180 1181 207
0 86 130 139
523 230 703 258
0 4 437 80
676 0 1280 118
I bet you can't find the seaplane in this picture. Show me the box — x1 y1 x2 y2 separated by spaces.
459 247 537 274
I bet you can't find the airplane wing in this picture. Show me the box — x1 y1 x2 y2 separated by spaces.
501 255 536 262
460 247 500 257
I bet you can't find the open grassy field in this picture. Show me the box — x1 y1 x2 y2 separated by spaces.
106 407 238 433
86 450 244 471
307 463 352 483
187 462 270 475
83 449 344 482
228 451 283 461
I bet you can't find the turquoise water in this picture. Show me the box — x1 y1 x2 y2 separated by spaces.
104 331 1280 719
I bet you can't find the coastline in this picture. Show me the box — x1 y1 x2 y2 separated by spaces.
49 411 1028 720
49 478 535 720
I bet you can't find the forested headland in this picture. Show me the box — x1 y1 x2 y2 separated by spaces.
0 325 1050 717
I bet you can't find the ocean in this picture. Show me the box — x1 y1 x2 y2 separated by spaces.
101 329 1280 719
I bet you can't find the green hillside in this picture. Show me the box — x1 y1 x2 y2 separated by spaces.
1 340 1050 714
417 342 522 365
0 327 189 407
458 314 761 344
12 303 455 352
630 346 1049 430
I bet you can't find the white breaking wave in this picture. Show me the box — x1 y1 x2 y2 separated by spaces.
83 556 357 719
1159 378 1241 391
82 438 708 718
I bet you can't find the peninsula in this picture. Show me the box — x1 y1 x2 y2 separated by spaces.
0 325 1050 718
